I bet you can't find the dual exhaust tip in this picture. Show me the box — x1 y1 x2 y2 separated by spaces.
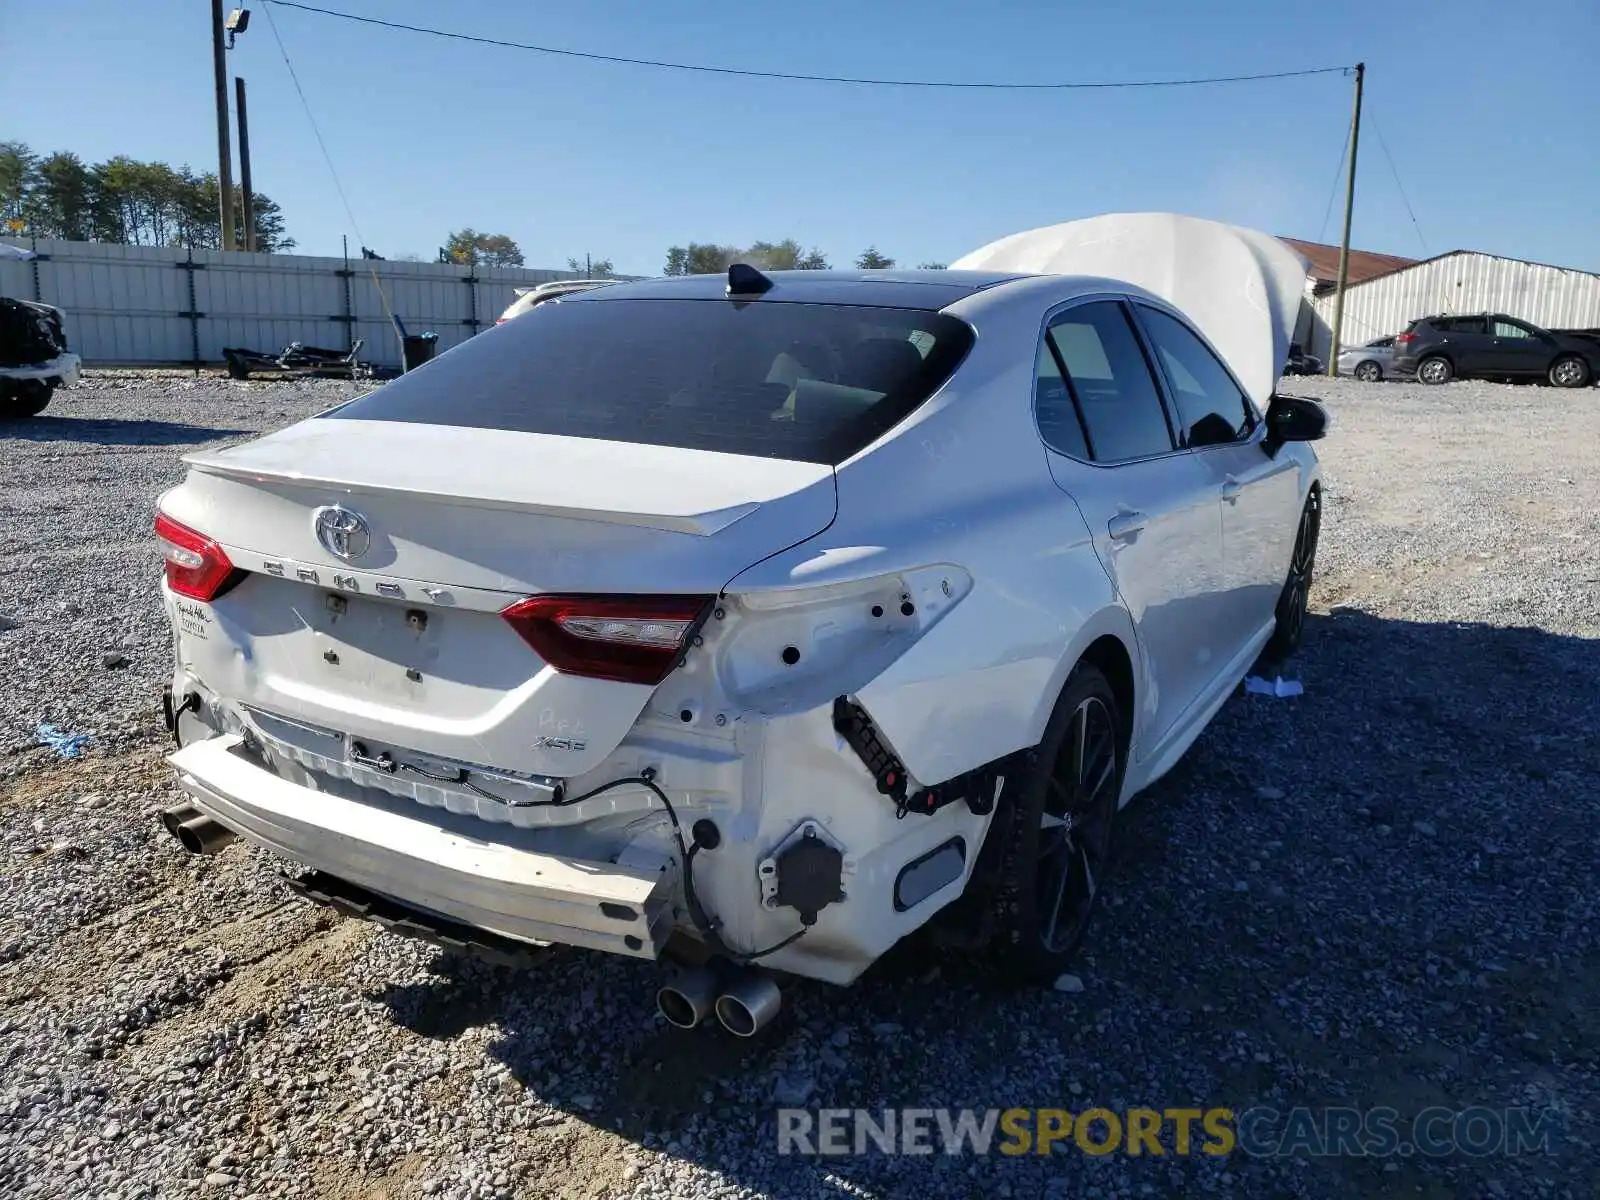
160 804 238 855
656 965 781 1037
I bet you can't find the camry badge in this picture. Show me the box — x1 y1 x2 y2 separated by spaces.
313 505 372 563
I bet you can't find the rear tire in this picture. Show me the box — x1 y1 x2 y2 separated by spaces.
1417 356 1453 385
1263 488 1320 663
1549 356 1590 388
0 380 53 418
1354 360 1382 383
985 664 1124 984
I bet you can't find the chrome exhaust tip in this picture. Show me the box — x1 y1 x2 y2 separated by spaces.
714 970 782 1038
174 813 237 856
160 804 202 839
656 966 720 1029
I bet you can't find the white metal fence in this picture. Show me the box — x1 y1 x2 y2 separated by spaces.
0 239 628 368
1306 251 1600 358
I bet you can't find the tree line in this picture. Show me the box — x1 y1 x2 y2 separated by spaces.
2 145 947 276
1 141 293 252
664 241 945 275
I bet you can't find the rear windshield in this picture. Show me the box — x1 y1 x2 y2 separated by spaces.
330 298 974 465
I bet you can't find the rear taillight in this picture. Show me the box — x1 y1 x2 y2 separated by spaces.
155 512 242 601
1395 332 1417 345
501 594 714 685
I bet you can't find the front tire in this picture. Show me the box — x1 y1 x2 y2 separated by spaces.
1417 356 1453 385
0 380 53 418
1354 360 1382 383
1549 355 1591 388
986 664 1124 983
1263 488 1320 662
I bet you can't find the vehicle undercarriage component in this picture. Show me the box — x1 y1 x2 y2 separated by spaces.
833 696 1012 819
713 969 783 1037
656 964 722 1029
286 870 554 970
760 821 848 926
894 837 968 912
831 697 909 806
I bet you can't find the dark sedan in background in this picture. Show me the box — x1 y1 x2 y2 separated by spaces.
1392 313 1600 386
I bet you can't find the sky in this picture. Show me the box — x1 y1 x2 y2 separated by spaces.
3 0 1598 276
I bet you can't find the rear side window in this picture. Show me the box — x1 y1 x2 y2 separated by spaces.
330 299 973 465
1136 306 1256 448
1045 302 1174 462
1492 317 1537 339
1439 316 1488 334
1034 335 1089 459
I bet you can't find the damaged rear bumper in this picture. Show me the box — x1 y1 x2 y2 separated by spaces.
167 734 675 960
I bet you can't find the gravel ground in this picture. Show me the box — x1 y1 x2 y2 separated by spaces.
2 371 1597 1199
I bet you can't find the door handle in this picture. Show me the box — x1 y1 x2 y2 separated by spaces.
1107 511 1147 542
1222 476 1243 504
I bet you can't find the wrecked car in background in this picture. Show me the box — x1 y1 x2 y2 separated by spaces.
152 212 1327 1035
0 296 80 418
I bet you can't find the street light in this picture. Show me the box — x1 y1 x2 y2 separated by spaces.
211 6 251 250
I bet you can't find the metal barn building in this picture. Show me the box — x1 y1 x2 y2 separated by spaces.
1305 250 1600 359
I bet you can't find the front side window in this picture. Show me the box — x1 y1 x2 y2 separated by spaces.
329 299 974 466
1045 302 1174 462
1136 306 1255 448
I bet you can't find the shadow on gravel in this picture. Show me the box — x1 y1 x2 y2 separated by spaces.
0 416 250 446
375 607 1600 1200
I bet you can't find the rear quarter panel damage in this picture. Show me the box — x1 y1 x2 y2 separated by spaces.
725 280 1139 790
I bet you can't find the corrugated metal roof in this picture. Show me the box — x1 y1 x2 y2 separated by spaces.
1280 238 1419 290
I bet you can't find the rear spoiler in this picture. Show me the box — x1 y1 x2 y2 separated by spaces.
180 452 763 537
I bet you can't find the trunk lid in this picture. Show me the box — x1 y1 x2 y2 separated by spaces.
165 418 836 778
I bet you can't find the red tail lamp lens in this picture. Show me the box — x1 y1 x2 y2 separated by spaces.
501 594 713 685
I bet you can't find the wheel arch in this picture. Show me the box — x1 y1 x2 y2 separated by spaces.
1027 605 1143 769
1078 633 1135 754
1417 351 1454 378
1549 350 1593 383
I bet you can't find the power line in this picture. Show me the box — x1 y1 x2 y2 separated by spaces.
1316 118 1351 245
262 1 1353 91
1369 112 1428 257
259 1 367 251
259 0 403 354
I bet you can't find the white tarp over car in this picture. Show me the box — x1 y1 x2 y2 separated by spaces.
0 242 38 261
952 212 1310 408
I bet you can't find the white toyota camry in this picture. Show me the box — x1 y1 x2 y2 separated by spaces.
155 213 1327 1034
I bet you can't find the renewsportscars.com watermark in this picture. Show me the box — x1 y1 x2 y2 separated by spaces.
776 1106 1558 1158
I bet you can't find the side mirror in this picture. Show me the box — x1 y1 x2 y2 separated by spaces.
1263 393 1328 455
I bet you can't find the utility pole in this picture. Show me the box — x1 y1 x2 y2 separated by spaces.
235 76 256 252
211 0 236 251
1327 62 1364 375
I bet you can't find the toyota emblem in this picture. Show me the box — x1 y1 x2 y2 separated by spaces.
313 505 372 562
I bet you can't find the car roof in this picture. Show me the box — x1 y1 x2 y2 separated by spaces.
571 268 1032 309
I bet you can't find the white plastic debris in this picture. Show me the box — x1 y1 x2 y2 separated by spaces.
1244 675 1304 698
